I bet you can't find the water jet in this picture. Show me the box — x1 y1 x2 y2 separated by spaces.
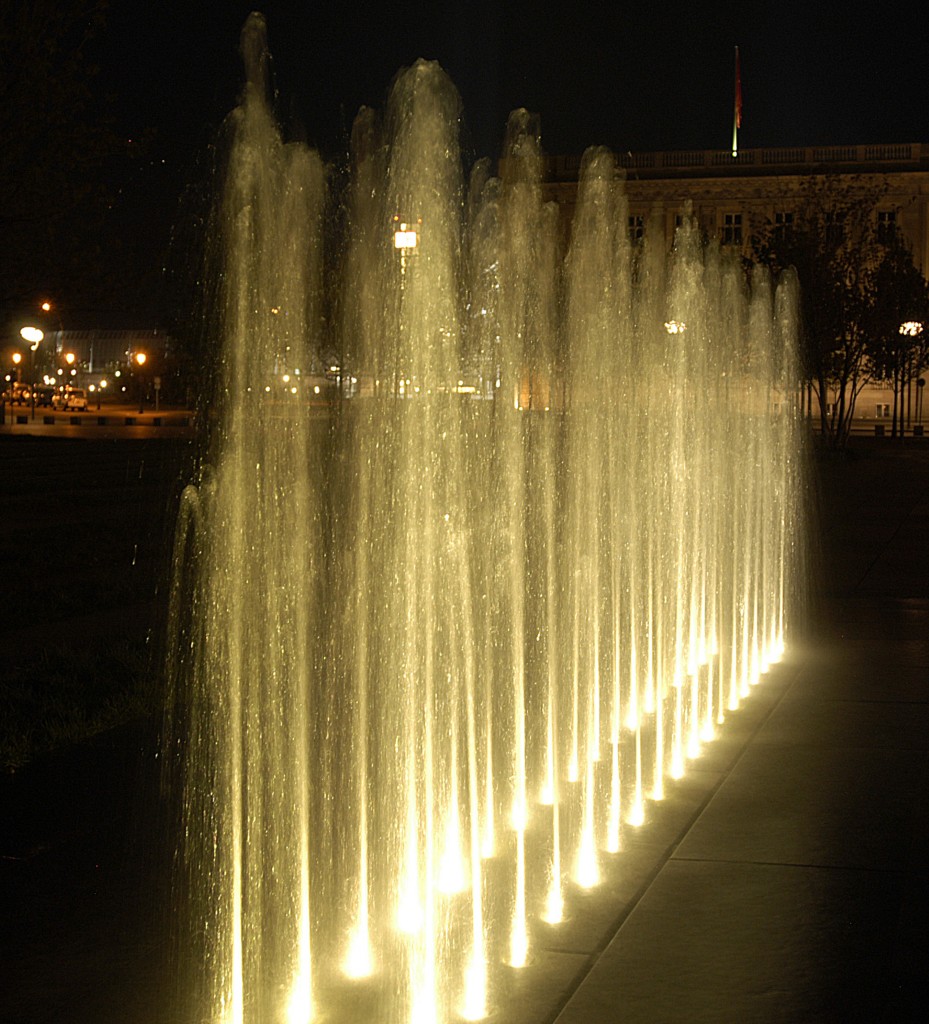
167 14 805 1023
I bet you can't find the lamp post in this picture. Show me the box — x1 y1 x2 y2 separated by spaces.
135 352 147 413
5 351 23 425
393 215 420 398
899 322 923 435
20 326 43 420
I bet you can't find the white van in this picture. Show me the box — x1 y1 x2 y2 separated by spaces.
62 388 88 411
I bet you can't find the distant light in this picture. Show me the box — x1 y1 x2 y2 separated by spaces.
313 385 320 394
20 326 43 346
665 320 686 334
899 321 923 336
394 223 418 248
40 301 51 312
135 352 147 366
282 374 290 383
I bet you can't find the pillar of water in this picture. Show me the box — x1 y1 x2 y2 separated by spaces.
167 15 805 1024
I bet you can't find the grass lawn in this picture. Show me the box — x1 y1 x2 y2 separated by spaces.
0 436 193 768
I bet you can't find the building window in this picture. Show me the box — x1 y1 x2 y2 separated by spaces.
774 211 793 241
722 212 742 246
876 403 891 418
628 215 644 242
877 209 897 244
825 210 845 246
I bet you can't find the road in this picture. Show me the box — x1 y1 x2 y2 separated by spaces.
0 401 195 439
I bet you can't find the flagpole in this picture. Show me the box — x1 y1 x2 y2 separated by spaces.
731 45 741 157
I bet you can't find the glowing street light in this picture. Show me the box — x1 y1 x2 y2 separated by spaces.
135 352 147 413
392 215 420 249
394 225 418 248
20 326 44 349
19 327 44 420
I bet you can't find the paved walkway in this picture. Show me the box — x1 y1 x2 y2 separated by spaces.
543 443 929 1024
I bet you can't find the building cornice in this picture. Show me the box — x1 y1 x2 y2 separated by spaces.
543 143 929 183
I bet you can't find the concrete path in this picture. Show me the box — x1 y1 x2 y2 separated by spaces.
547 443 929 1024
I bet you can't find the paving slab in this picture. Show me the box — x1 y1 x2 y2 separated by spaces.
554 446 929 1024
554 859 907 1024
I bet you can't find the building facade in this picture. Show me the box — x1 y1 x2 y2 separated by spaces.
543 142 929 269
543 143 929 431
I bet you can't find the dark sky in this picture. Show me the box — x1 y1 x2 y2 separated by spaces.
50 0 924 325
104 0 928 166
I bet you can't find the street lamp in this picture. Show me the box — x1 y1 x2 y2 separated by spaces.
899 323 924 432
20 326 43 420
135 352 147 413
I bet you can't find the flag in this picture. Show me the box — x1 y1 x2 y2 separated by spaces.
735 46 742 128
732 45 742 157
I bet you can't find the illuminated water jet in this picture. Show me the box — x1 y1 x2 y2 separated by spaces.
166 13 806 1024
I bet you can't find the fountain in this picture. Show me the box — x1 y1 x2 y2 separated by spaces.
166 13 805 1024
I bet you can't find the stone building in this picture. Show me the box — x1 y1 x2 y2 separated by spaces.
543 143 929 431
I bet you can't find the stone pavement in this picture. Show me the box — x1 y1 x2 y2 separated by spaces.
547 442 929 1023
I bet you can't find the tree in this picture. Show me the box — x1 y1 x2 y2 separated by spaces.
752 175 921 448
866 231 929 438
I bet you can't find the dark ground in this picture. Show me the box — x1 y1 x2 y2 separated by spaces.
0 434 927 1023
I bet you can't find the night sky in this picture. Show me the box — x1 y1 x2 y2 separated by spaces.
105 0 928 165
7 0 927 327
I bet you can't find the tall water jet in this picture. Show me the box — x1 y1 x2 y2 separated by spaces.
167 15 806 1024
